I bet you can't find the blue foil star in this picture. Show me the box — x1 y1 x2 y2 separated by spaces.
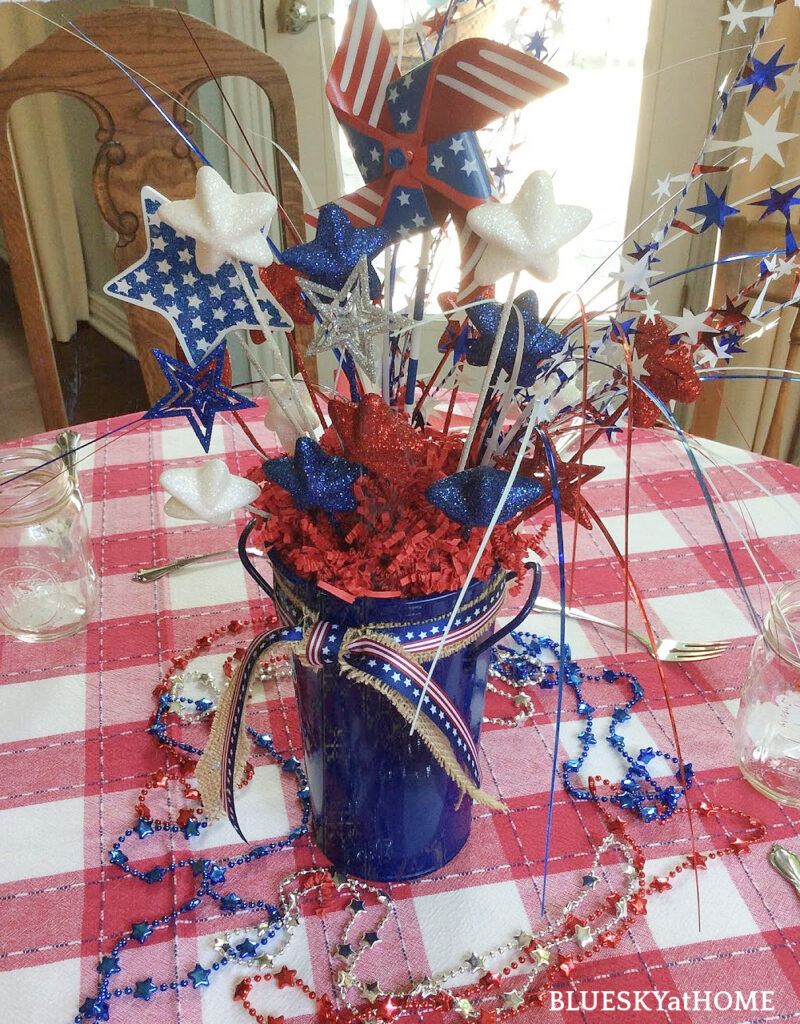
133 978 158 1001
426 467 542 527
687 184 739 232
466 291 564 386
80 996 109 1021
264 437 363 514
208 864 227 884
104 188 291 366
144 344 256 453
182 818 202 839
97 955 120 977
739 46 794 103
752 185 800 254
281 203 389 299
236 938 259 959
188 964 211 988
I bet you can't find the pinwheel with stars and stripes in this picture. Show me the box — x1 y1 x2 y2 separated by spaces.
312 0 567 305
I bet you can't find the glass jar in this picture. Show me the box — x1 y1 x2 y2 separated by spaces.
0 448 98 642
736 581 800 807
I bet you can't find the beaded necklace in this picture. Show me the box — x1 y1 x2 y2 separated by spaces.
488 630 693 821
75 618 765 1024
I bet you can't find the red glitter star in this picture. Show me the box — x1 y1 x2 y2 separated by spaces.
687 852 708 870
731 836 751 854
558 955 577 978
479 971 502 992
651 876 672 892
258 263 314 328
274 966 297 988
373 995 401 1021
497 432 604 530
327 394 430 470
616 315 702 428
599 931 621 948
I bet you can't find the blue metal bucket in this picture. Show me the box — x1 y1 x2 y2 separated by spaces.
239 529 539 881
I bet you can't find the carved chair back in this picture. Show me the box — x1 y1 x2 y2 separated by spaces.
0 8 306 428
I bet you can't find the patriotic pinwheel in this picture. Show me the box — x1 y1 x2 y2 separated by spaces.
314 0 567 301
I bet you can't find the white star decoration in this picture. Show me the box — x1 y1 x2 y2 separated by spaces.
667 308 711 345
467 170 592 285
160 166 276 276
708 109 798 170
160 459 261 527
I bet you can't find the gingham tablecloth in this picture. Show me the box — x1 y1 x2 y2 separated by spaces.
2 404 800 1024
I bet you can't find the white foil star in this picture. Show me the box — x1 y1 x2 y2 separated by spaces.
160 166 276 276
160 460 261 527
467 170 591 285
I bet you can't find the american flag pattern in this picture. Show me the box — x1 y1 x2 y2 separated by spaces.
105 189 292 367
312 0 566 300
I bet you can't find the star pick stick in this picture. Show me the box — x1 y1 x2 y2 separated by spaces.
457 270 520 471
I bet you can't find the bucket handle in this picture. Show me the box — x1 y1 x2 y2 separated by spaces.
472 561 541 657
239 519 275 600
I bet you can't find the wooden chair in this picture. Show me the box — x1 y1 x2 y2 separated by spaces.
0 8 308 430
689 215 800 458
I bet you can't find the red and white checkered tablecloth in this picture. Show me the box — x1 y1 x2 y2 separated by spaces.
2 403 800 1024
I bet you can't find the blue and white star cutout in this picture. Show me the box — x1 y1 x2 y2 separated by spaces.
104 187 292 366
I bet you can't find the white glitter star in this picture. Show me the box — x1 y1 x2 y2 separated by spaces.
160 165 276 275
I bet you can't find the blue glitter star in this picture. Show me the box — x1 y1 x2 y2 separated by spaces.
281 203 389 299
108 849 128 866
739 46 794 103
131 921 153 943
687 184 739 232
144 344 256 453
189 858 207 877
263 437 363 514
188 964 211 988
104 188 291 366
145 866 167 884
466 291 564 386
133 978 158 1001
638 747 656 764
236 938 259 959
135 817 154 839
426 467 542 528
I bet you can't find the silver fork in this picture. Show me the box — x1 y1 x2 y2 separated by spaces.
533 596 730 662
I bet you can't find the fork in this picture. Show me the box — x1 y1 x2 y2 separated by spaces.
532 596 730 662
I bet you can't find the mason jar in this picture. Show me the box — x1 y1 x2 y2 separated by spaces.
736 581 800 807
0 448 98 642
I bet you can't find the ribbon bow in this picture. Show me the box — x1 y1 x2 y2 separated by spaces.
197 568 513 840
314 0 567 290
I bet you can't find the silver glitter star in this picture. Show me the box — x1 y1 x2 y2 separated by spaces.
337 969 356 989
414 977 438 998
514 930 533 949
582 873 598 889
532 945 550 966
622 862 638 878
299 257 408 383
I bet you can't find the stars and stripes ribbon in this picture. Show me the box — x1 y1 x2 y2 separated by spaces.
199 576 509 841
311 0 567 303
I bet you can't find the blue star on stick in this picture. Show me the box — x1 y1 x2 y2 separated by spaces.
739 46 794 103
263 437 363 514
145 344 256 452
687 184 739 232
281 203 389 300
426 467 542 528
466 291 564 387
104 188 291 366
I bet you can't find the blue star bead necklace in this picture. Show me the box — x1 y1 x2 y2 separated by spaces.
75 619 309 1022
488 631 693 822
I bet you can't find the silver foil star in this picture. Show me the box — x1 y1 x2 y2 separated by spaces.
299 257 408 383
